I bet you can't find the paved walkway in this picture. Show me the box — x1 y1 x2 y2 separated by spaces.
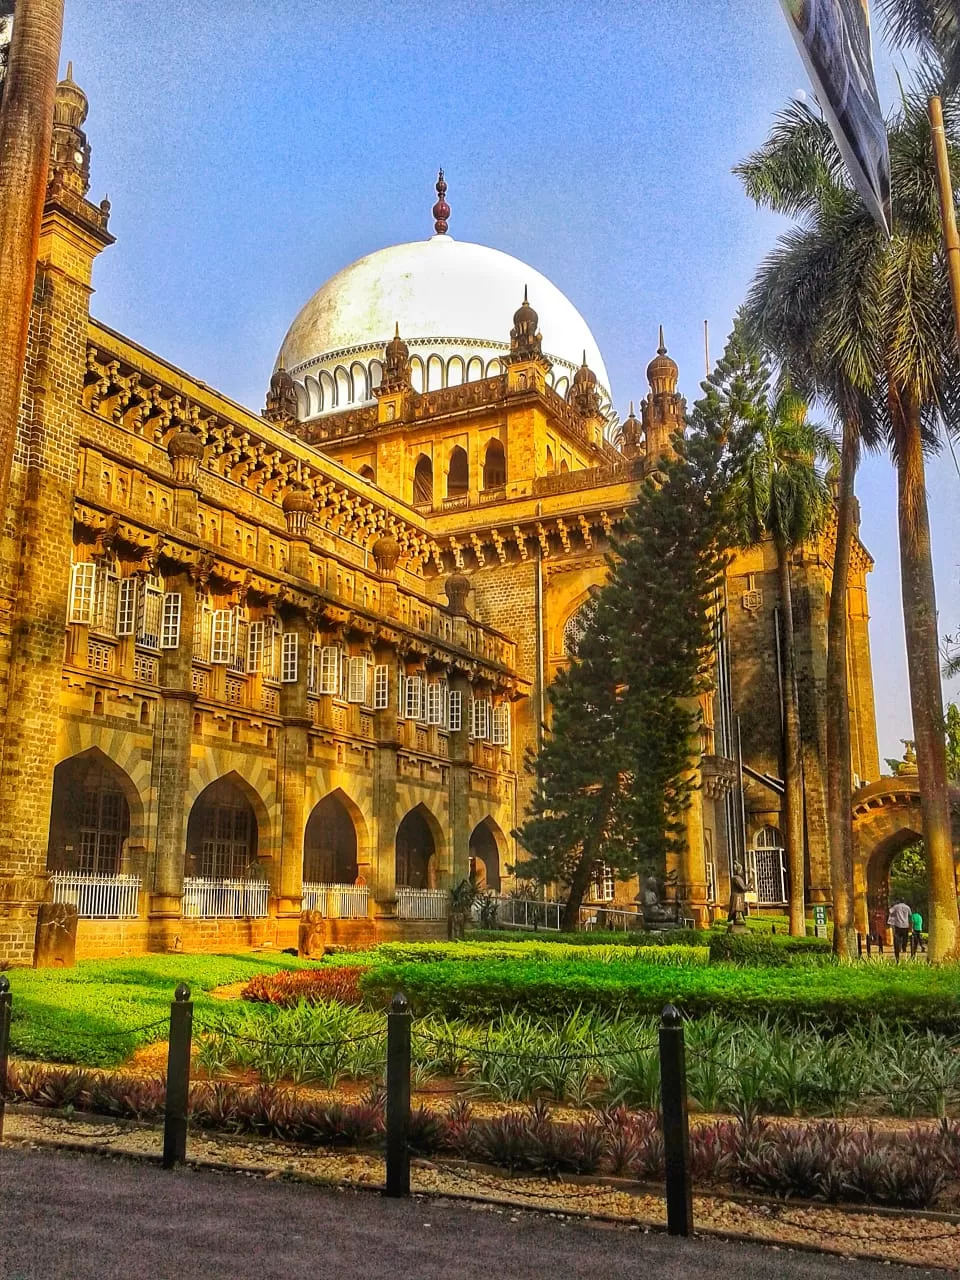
0 1148 939 1279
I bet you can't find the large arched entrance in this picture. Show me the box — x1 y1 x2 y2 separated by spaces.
304 792 359 884
186 775 259 879
852 778 926 934
396 806 437 889
469 817 503 891
47 751 133 875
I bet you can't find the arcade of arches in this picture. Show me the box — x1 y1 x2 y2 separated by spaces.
396 807 437 889
304 793 358 885
47 752 132 877
469 818 501 891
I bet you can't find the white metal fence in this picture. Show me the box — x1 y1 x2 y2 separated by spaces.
181 877 270 919
396 887 449 920
577 904 645 932
302 882 370 918
494 897 563 931
50 872 141 919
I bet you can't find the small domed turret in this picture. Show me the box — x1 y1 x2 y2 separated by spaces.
49 63 91 198
264 360 298 428
432 169 450 235
507 286 542 363
570 353 601 419
646 326 679 397
381 323 411 391
53 63 88 129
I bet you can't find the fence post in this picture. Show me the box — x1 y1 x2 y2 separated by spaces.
384 991 411 1197
162 982 193 1169
658 1003 693 1237
0 975 10 1142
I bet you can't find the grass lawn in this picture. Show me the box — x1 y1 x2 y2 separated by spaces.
4 953 318 1066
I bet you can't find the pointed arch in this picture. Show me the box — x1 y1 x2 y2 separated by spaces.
396 803 444 889
483 439 506 489
304 789 367 884
413 454 433 506
46 747 142 874
545 445 555 474
185 772 265 879
447 445 469 498
469 816 506 891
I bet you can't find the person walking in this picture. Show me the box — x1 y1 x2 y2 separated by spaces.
911 907 924 957
887 898 912 963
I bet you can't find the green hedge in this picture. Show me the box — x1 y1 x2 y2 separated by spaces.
361 956 960 1026
468 928 832 966
372 941 708 966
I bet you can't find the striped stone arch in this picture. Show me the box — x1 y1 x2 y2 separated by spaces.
303 781 373 862
55 725 152 845
187 755 277 860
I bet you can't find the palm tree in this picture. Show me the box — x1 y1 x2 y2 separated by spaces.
0 0 65 529
731 377 836 937
874 0 960 90
737 86 960 962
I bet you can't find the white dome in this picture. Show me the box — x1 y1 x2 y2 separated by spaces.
277 235 612 420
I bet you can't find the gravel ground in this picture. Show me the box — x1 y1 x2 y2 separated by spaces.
0 1144 942 1280
3 1107 960 1270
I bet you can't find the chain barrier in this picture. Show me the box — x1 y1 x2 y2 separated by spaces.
193 1018 386 1051
412 1029 659 1064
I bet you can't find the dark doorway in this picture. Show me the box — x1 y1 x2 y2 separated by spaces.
413 455 433 506
304 792 359 884
396 807 436 888
447 447 469 498
469 819 501 891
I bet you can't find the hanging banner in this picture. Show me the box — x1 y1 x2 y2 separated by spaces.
780 0 892 236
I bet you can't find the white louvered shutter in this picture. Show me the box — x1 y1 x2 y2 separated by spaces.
492 702 511 747
247 620 264 673
373 664 389 710
116 577 137 636
319 645 339 694
139 581 164 650
449 689 462 732
161 593 182 649
210 609 234 664
348 655 367 703
426 681 442 725
70 563 97 624
281 631 299 683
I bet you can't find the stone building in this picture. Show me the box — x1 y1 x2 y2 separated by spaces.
0 74 881 964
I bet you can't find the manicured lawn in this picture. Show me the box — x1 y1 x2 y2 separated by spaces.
4 953 318 1066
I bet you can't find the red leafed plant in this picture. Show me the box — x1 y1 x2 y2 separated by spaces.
241 966 368 1008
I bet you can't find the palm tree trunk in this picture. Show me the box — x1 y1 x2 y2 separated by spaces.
896 398 960 963
826 422 858 959
0 0 64 532
777 541 806 936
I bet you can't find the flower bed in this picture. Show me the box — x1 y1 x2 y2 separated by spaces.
242 966 368 1007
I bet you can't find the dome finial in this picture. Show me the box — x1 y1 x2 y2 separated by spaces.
658 324 666 356
432 168 450 235
66 61 74 82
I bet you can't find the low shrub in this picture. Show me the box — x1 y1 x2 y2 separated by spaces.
242 966 368 1007
468 928 831 966
363 956 960 1027
374 941 708 967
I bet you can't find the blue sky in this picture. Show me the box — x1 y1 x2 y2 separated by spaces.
64 0 960 765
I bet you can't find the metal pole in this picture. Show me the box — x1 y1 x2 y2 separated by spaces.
0 975 11 1142
930 96 960 353
658 1003 693 1237
162 982 193 1169
384 991 411 1197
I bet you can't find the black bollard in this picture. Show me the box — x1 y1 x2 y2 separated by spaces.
0 975 10 1142
162 982 193 1169
384 991 412 1197
658 1003 693 1237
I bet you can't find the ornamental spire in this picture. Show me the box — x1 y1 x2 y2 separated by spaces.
432 168 450 235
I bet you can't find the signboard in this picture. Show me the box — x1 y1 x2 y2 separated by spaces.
813 903 828 937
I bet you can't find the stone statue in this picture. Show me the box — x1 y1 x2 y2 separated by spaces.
728 862 749 926
638 875 678 928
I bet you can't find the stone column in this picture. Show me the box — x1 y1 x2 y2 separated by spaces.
793 559 831 904
276 609 310 928
148 565 198 949
447 668 472 889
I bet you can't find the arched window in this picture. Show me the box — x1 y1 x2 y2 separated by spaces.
545 446 555 475
560 459 569 474
413 455 433 506
750 826 788 905
304 793 359 885
469 818 502 891
47 753 131 876
447 446 468 498
358 464 375 483
483 439 506 489
563 601 593 656
186 776 258 880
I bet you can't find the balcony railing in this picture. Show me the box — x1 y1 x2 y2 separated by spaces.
489 896 563 932
50 872 141 920
182 877 270 919
396 887 448 920
302 882 370 919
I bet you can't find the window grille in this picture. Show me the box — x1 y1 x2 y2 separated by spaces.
492 702 511 747
281 631 298 683
229 617 249 674
751 827 788 904
116 577 137 636
210 609 234 664
449 689 463 731
87 643 113 673
133 653 159 684
348 655 368 703
404 674 423 721
262 618 280 682
373 664 389 710
160 593 181 649
70 562 98 625
138 581 164 651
